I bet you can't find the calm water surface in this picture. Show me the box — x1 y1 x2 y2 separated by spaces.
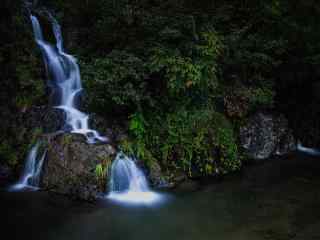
2 153 320 240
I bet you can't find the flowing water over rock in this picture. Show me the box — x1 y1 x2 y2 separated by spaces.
297 142 320 156
10 13 107 192
10 142 46 191
30 14 107 144
107 153 162 204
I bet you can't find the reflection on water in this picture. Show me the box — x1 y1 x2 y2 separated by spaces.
107 191 164 205
2 153 320 240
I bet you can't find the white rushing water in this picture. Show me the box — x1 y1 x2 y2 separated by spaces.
107 153 162 204
10 142 47 191
297 142 320 156
30 14 107 144
10 13 107 191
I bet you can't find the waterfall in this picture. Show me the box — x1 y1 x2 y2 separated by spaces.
109 153 149 192
10 142 47 191
10 13 108 192
11 12 161 204
107 153 161 204
30 14 107 144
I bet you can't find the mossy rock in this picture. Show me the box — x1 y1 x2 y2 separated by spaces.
40 133 116 201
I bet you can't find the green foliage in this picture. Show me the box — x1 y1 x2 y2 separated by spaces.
30 128 43 147
13 54 44 109
0 141 18 166
223 29 287 87
120 113 156 168
129 112 146 139
249 86 275 108
95 163 107 180
123 108 240 177
77 7 238 177
81 50 151 112
149 47 202 95
0 1 44 109
159 108 240 176
211 113 240 173
95 156 112 191
81 26 223 116
61 134 73 146
149 30 222 97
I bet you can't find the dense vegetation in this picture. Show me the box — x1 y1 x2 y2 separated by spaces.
1 0 320 179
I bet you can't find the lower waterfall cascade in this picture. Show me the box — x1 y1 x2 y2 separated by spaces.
107 152 162 204
10 142 46 191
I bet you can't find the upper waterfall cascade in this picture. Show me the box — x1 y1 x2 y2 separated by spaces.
30 14 107 144
10 13 107 191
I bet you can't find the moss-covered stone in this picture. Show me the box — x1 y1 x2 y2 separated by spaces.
41 133 116 201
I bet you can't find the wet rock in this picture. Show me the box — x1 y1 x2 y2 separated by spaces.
147 161 167 187
224 93 249 118
240 112 296 160
88 113 112 138
41 133 116 201
21 106 65 133
275 130 297 156
88 113 127 144
160 170 188 189
88 113 105 131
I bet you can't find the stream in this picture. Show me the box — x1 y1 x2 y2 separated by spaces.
2 152 320 240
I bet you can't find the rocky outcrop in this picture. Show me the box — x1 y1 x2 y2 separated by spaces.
147 160 168 187
40 133 116 201
240 112 296 160
21 106 65 133
89 113 128 144
224 93 249 118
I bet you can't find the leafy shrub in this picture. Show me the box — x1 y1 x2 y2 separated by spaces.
95 156 112 191
81 50 151 113
249 86 275 108
0 141 18 166
148 29 222 97
122 108 240 177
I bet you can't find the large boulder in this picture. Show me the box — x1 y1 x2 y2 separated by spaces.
240 112 296 160
40 133 116 201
